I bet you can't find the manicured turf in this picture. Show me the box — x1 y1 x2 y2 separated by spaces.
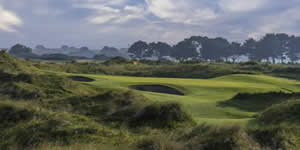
66 73 300 125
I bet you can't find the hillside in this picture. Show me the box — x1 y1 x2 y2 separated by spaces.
2 53 300 149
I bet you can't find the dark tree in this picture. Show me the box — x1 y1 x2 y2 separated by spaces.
201 37 231 60
242 38 257 56
172 39 201 59
9 44 39 59
146 42 173 58
10 44 33 54
80 46 89 51
35 45 46 50
128 41 148 58
288 37 300 61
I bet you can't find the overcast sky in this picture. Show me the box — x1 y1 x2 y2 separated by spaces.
0 0 300 49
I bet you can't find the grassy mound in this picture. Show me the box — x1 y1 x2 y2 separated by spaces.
135 124 300 150
0 101 119 150
258 100 300 125
136 135 184 150
47 90 149 125
48 90 194 129
181 125 260 150
130 103 195 128
0 53 96 99
0 103 34 128
250 126 300 150
219 92 300 112
0 71 95 99
0 51 34 73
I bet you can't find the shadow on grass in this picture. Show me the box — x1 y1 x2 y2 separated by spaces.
217 92 300 112
130 84 185 96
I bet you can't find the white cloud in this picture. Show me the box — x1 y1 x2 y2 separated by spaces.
88 14 118 24
256 7 300 35
146 0 178 19
146 0 217 25
124 5 144 13
32 7 64 16
112 14 144 24
248 32 263 40
0 6 22 32
72 0 128 6
219 0 268 13
73 4 120 13
73 0 146 25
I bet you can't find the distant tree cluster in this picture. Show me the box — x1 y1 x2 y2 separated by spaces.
128 41 173 59
128 33 300 63
7 33 300 63
9 44 39 59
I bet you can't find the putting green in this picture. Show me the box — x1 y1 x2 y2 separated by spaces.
71 73 300 125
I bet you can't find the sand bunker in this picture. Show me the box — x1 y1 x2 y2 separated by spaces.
68 76 95 82
131 85 184 96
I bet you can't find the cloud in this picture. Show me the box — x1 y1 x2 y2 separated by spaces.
257 7 300 35
72 0 128 6
88 14 118 24
73 0 147 25
0 6 22 32
73 4 121 13
146 0 217 25
124 5 144 13
2 0 300 49
219 0 268 13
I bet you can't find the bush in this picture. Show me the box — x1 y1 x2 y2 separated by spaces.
48 90 149 126
258 100 300 125
250 126 299 150
182 124 261 150
136 136 184 150
0 104 33 128
130 103 195 128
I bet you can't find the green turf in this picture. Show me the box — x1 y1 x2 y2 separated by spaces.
62 73 300 126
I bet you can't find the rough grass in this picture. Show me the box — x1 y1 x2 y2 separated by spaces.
182 124 261 150
135 124 300 150
0 51 35 73
130 102 195 129
0 100 125 150
250 126 300 150
33 143 131 150
0 71 96 99
258 99 300 125
46 90 194 129
0 102 34 129
47 90 149 124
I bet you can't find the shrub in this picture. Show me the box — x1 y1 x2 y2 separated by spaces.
136 136 184 150
0 104 34 128
130 103 195 128
258 100 300 125
183 124 261 150
250 126 300 150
